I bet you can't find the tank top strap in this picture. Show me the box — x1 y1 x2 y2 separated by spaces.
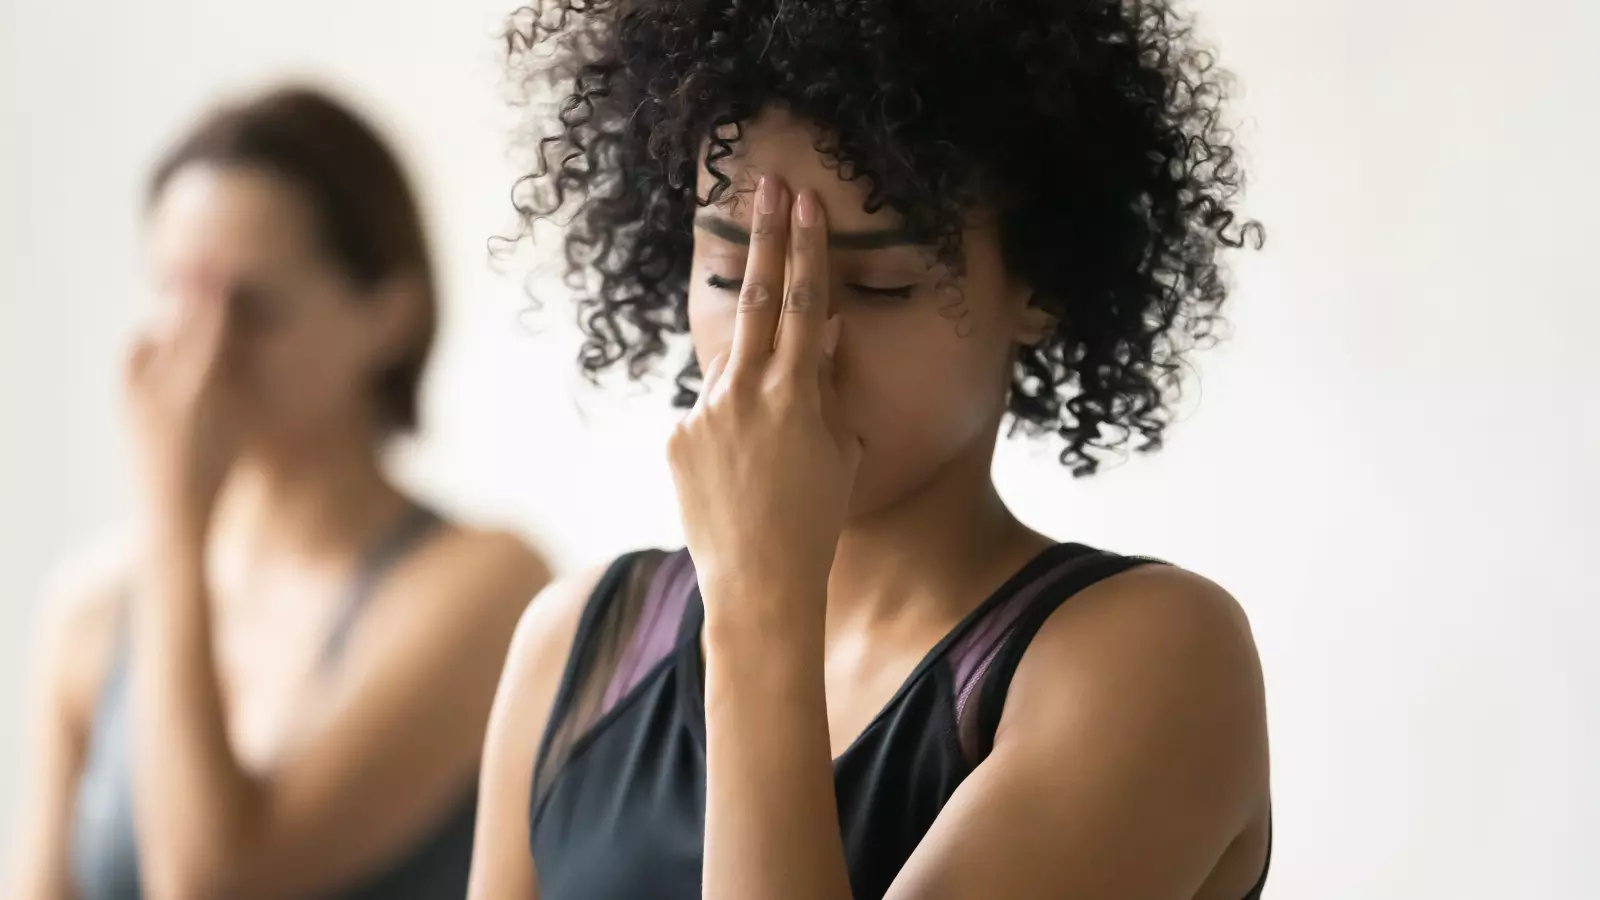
531 548 689 811
318 502 445 668
948 545 1156 763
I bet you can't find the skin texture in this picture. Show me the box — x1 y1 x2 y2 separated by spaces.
469 112 1270 900
5 163 550 900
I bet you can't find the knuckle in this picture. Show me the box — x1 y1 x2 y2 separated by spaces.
667 421 694 454
750 215 784 239
738 283 773 312
760 377 799 406
784 283 818 314
721 381 755 414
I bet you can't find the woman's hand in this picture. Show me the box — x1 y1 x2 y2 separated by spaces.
125 272 238 540
681 178 862 900
667 176 861 622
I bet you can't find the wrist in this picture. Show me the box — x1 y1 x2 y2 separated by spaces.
137 516 209 602
132 530 210 642
700 576 826 648
702 597 826 715
142 485 214 545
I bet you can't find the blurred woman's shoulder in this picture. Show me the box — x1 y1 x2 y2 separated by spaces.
354 515 555 653
415 521 551 587
30 526 140 726
395 518 548 603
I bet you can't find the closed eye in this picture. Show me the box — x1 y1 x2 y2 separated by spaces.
854 284 915 300
704 275 915 303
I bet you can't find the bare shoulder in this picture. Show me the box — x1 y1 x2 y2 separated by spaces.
469 562 616 897
480 560 615 786
1020 562 1263 697
896 563 1270 899
343 522 553 686
30 528 141 724
1003 561 1269 802
404 524 553 613
36 528 137 632
501 561 615 709
1004 560 1267 736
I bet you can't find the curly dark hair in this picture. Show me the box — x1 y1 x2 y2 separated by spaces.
505 0 1262 475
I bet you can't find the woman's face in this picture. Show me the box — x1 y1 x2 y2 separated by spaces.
147 164 410 448
688 108 1047 517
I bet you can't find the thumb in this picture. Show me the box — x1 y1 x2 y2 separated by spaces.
695 350 729 411
817 316 859 461
818 314 842 398
823 314 842 358
124 332 161 388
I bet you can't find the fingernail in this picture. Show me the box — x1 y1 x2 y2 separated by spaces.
824 314 842 356
757 176 780 215
796 190 820 227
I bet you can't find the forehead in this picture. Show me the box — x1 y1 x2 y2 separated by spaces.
696 107 898 230
149 164 321 272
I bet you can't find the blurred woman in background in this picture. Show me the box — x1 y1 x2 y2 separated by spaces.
6 87 549 900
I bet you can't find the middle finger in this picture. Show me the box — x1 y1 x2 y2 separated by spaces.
726 175 790 375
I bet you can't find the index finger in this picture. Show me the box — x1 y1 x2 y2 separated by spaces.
170 269 234 373
726 175 790 374
773 188 830 372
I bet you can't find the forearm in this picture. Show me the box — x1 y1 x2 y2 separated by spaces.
5 809 76 900
130 526 262 897
8 721 79 899
701 584 853 900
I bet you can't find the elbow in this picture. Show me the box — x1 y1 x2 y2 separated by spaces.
138 827 261 900
140 862 230 900
138 781 283 900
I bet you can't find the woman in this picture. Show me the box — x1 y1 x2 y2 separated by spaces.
7 87 549 900
472 2 1269 898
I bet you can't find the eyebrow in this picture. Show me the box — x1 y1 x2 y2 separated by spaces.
693 213 921 251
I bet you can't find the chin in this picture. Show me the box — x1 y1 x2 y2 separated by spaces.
238 418 335 456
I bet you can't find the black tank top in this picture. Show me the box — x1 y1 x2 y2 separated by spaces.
70 504 479 900
529 543 1271 900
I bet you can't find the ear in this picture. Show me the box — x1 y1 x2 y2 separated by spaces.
1009 282 1056 346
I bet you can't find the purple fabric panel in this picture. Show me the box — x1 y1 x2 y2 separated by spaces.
601 550 695 715
954 639 1009 726
949 555 1084 721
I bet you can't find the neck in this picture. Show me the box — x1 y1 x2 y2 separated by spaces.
213 430 408 563
825 438 1048 632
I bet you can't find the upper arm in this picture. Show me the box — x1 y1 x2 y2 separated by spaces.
222 530 551 899
888 566 1270 900
6 537 132 900
467 564 606 900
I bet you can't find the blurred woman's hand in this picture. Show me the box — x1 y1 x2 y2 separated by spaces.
124 274 239 539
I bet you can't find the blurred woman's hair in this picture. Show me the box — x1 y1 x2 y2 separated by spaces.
150 86 437 433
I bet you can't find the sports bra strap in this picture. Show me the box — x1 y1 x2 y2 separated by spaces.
951 549 1155 763
319 502 445 667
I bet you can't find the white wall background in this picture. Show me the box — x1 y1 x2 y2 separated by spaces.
3 0 1597 896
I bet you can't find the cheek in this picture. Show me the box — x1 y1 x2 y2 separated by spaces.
841 300 1013 428
836 302 1014 503
233 322 363 411
687 282 738 367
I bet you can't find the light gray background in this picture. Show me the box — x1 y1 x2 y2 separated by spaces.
3 1 1597 896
